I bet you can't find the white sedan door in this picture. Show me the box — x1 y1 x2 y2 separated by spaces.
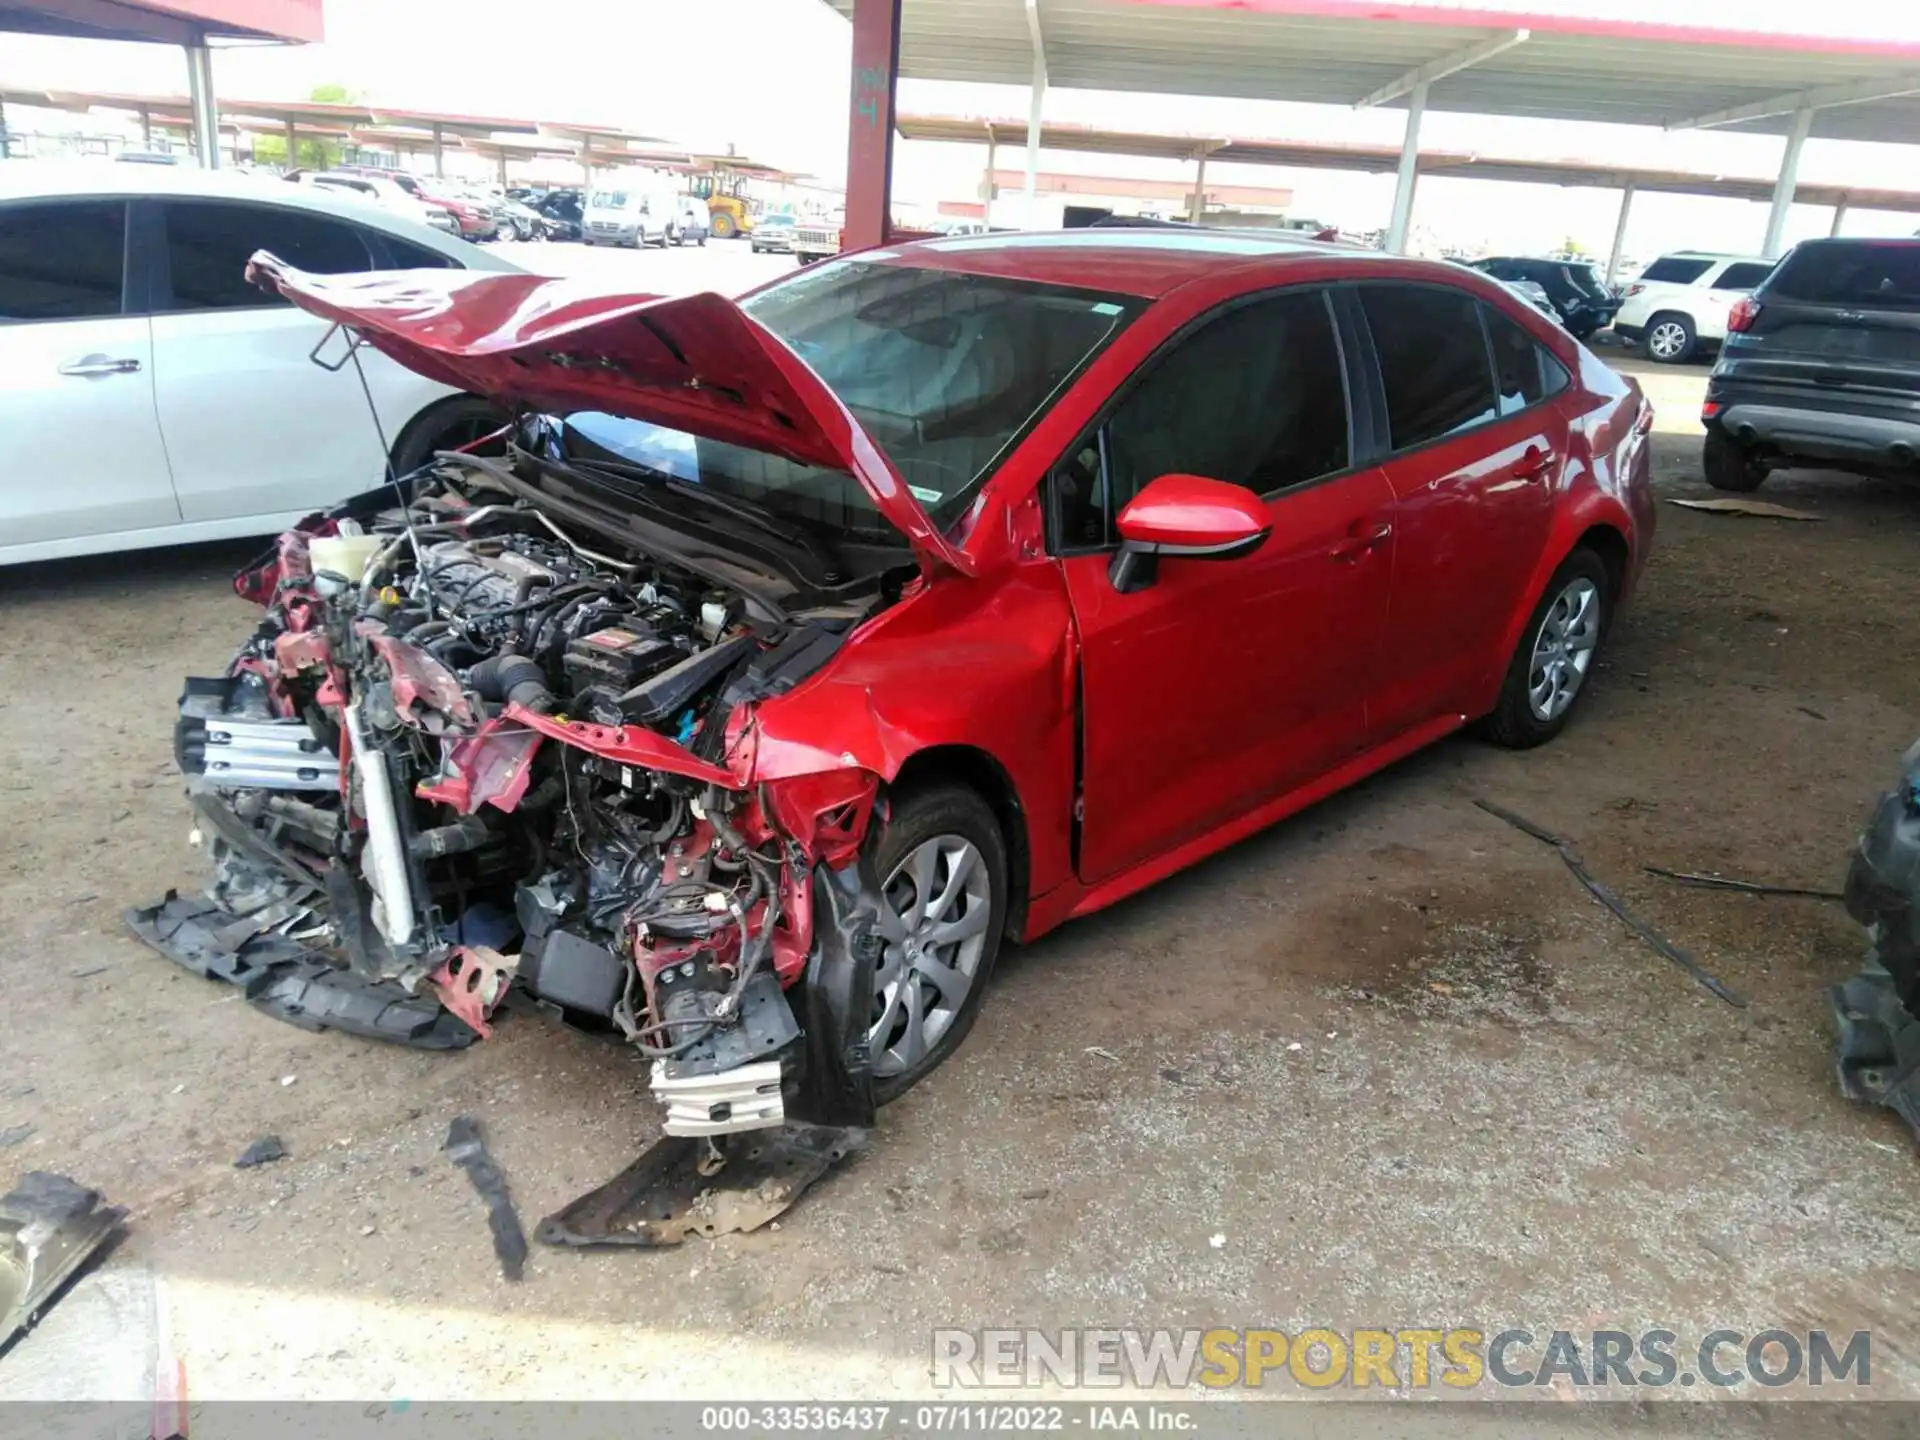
0 199 179 549
145 198 454 524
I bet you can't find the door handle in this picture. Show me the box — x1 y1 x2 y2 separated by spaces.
1328 519 1393 562
1511 445 1557 481
58 354 142 378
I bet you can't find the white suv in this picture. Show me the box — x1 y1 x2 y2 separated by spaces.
0 163 521 566
1612 252 1777 364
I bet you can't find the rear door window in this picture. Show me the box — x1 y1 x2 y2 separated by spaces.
0 200 127 320
1713 262 1775 292
1768 243 1920 311
1484 304 1569 415
1358 284 1497 451
161 200 374 310
1640 257 1714 285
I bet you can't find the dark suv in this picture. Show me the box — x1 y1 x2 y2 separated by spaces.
1702 238 1920 491
1470 257 1620 338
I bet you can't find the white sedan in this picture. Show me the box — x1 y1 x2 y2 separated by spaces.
0 163 523 566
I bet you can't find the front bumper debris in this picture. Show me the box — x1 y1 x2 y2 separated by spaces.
537 1123 867 1248
0 1172 127 1349
124 891 477 1050
1830 969 1920 1138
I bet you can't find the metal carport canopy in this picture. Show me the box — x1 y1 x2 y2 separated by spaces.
821 0 1920 140
826 0 1920 257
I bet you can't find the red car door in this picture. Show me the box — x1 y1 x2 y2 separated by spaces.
1351 284 1565 738
1051 287 1397 886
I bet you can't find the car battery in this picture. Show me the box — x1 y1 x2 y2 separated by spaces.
563 625 683 693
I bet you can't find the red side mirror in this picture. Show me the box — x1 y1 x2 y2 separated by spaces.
1110 474 1270 593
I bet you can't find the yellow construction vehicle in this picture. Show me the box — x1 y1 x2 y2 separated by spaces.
688 157 793 240
688 171 751 240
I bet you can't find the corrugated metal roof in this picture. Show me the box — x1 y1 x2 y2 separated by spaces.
0 0 322 44
900 113 1920 211
823 0 1920 143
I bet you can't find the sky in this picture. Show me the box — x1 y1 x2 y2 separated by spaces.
6 0 1920 261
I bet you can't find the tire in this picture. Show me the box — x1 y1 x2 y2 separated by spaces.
868 784 1008 1105
1643 311 1697 364
1478 548 1611 750
389 396 507 476
711 211 737 241
1703 430 1767 491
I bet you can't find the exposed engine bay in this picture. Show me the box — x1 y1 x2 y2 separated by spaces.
128 443 901 1218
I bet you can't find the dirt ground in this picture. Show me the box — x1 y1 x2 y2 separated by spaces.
2 353 1918 1421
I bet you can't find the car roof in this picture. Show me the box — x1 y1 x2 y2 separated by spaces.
0 160 521 273
1656 250 1767 262
867 226 1413 299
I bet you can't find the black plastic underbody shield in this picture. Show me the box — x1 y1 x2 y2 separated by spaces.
536 1123 868 1248
124 891 476 1050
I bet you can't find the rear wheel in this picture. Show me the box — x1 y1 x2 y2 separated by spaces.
1703 430 1767 492
1479 549 1610 750
867 785 1007 1105
711 211 737 240
1644 312 1697 364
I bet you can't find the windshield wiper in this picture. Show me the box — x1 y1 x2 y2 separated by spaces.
563 453 859 583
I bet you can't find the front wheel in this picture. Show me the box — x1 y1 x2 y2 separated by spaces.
867 785 1008 1105
1477 549 1611 750
711 211 737 240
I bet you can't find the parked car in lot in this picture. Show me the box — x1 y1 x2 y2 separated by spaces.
1469 256 1619 338
0 164 520 565
1701 237 1920 491
584 185 672 247
302 171 458 236
750 210 796 253
140 231 1654 1137
1612 252 1775 364
1495 277 1563 325
669 197 709 246
790 212 842 264
518 186 583 241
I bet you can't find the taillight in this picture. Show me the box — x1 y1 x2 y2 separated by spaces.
1701 400 1722 419
1624 283 1644 297
1728 297 1761 333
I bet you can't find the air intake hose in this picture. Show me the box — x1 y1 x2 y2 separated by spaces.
470 653 554 713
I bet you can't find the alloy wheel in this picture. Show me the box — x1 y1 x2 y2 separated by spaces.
1527 576 1602 721
867 835 992 1078
1648 321 1687 360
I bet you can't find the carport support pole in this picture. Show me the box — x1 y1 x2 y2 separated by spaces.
139 106 152 149
981 125 997 227
1385 78 1427 254
1830 196 1849 237
1023 61 1045 226
1762 106 1812 259
432 123 445 178
1605 182 1635 287
283 117 297 171
497 152 509 188
185 40 219 170
1188 149 1208 224
843 0 902 251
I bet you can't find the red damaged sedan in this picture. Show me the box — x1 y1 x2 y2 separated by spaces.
130 231 1653 1229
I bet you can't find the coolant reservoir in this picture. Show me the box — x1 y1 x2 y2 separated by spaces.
310 534 383 592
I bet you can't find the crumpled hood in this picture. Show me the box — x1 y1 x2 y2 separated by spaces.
247 254 972 578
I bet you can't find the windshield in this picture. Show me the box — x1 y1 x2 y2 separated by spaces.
761 213 796 227
555 259 1143 547
1769 241 1920 311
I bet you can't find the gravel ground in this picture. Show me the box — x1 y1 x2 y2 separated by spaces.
0 349 1916 1423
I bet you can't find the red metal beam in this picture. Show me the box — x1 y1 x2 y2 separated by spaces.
842 0 900 252
0 0 322 43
